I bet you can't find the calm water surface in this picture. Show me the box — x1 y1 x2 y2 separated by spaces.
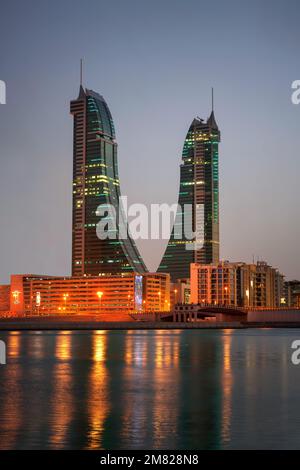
0 329 300 449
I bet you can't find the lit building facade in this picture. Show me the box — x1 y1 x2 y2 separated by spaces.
284 280 300 307
70 86 147 276
8 273 170 316
9 274 50 315
190 261 284 308
171 278 190 308
158 108 220 281
190 262 237 306
0 285 10 311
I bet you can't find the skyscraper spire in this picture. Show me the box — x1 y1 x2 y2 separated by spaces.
78 59 86 99
207 88 218 129
80 58 83 87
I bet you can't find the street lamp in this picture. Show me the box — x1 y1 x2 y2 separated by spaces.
245 289 250 307
36 291 41 316
224 286 228 306
174 288 178 304
63 293 69 313
97 291 103 313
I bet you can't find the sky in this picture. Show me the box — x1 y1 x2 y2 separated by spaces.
0 0 299 283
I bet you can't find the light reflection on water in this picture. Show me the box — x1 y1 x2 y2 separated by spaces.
0 329 300 449
221 331 232 445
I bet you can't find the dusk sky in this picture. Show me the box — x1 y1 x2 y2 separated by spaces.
0 0 299 283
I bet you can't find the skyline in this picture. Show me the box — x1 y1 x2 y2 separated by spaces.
0 0 300 283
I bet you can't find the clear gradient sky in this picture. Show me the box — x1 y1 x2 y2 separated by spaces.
0 0 299 283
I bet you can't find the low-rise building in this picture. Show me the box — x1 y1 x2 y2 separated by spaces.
284 280 300 307
0 284 10 311
190 262 237 306
171 278 190 308
190 261 284 308
8 272 170 316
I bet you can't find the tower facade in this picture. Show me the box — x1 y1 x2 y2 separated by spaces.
70 86 147 276
158 109 220 281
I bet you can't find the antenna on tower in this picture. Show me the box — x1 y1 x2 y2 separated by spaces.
80 58 83 87
211 87 214 112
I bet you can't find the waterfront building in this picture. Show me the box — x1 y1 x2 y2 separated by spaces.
274 269 285 307
254 261 277 307
158 98 220 281
70 85 147 277
190 261 237 306
171 278 190 308
284 280 300 307
7 273 170 316
0 284 10 311
190 260 284 308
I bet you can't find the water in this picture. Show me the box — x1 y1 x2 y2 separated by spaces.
0 329 300 450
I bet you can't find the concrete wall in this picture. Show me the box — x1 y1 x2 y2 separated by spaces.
248 309 300 322
215 313 246 322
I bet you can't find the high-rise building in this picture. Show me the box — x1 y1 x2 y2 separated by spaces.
158 100 220 281
70 85 147 276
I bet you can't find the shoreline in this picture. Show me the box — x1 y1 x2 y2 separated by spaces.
0 321 244 330
1 317 300 330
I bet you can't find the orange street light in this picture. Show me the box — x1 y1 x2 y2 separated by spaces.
224 286 228 306
97 291 103 313
63 293 69 311
245 288 250 307
158 291 161 309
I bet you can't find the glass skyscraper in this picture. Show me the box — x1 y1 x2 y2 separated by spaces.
158 109 220 282
70 86 147 276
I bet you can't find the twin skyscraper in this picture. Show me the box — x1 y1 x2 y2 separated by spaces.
70 85 220 282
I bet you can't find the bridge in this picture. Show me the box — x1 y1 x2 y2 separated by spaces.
131 305 300 323
131 305 248 322
168 304 247 322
